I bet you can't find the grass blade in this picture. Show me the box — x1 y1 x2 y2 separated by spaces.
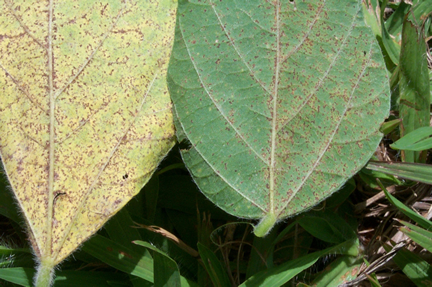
81 234 153 283
392 248 432 287
380 184 432 230
399 220 432 252
391 126 432 151
134 240 197 287
367 161 432 185
197 243 231 287
239 239 359 287
398 7 431 162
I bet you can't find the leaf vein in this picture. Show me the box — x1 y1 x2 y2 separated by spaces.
210 0 272 96
277 2 369 217
0 62 49 115
54 3 125 100
52 71 160 260
4 0 46 49
178 14 269 166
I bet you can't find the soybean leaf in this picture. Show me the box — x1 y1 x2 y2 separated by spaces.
0 0 177 282
168 0 389 236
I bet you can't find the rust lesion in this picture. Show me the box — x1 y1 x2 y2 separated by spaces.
0 62 49 115
53 0 127 101
4 0 47 49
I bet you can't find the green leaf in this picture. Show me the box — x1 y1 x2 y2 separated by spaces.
392 248 432 287
309 256 362 287
366 273 383 287
379 0 401 65
358 167 403 188
398 8 431 162
385 1 410 35
297 210 356 244
381 185 432 230
134 240 197 287
367 161 432 186
361 0 381 38
81 234 154 283
197 243 231 287
0 0 177 283
0 267 131 287
169 0 389 237
390 126 432 151
379 119 401 135
399 220 432 253
238 239 360 287
0 267 33 287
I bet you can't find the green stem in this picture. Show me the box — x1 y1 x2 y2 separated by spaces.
254 212 277 237
34 258 55 287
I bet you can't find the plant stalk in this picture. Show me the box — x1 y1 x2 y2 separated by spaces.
34 258 55 287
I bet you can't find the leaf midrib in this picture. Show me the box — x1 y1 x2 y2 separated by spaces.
269 0 281 218
177 14 267 213
46 1 125 260
46 0 55 258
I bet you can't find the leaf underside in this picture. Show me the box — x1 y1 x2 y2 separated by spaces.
0 0 176 264
168 0 389 235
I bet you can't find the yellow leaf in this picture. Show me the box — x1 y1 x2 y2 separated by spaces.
0 0 176 269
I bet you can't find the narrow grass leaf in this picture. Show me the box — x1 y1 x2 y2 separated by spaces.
379 0 401 64
81 234 153 283
391 126 432 151
366 273 383 287
361 0 381 38
367 161 432 185
309 256 362 287
133 240 196 287
0 267 33 287
393 248 432 287
381 185 432 230
297 210 357 244
379 119 401 135
0 245 31 256
399 220 432 252
197 243 231 287
385 1 410 35
169 0 389 237
239 239 360 287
